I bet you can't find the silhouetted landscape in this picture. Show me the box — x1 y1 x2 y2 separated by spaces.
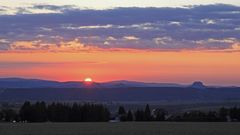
1 101 240 122
0 78 239 103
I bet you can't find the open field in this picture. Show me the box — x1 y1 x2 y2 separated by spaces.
0 122 240 135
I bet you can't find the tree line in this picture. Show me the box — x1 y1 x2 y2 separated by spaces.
1 102 240 122
1 101 110 122
116 105 240 122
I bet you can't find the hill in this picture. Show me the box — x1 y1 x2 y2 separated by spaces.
0 78 239 102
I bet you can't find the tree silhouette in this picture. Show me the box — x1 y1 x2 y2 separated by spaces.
144 104 152 121
118 106 126 115
118 106 127 121
219 107 228 121
155 109 167 121
4 102 240 122
19 101 110 122
1 108 18 122
127 110 133 121
19 101 32 122
135 110 145 121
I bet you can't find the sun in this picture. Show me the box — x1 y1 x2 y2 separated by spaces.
84 77 93 82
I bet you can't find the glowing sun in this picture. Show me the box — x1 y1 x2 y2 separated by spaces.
84 78 93 82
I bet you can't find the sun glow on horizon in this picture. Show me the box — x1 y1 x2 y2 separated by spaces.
0 51 240 86
84 78 93 82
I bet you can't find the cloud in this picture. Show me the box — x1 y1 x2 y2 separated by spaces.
0 4 240 52
31 5 75 11
9 39 102 52
2 4 77 15
169 21 181 26
201 19 216 24
196 38 238 45
0 61 105 71
106 36 117 41
232 43 240 50
0 62 57 69
154 37 173 45
10 40 42 50
235 27 240 31
39 27 53 32
0 38 9 43
62 24 114 30
123 36 139 40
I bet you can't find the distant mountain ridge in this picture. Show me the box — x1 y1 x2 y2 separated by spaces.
0 78 83 88
191 81 206 89
0 78 186 89
0 78 240 102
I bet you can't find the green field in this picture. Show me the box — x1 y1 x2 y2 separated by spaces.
0 122 240 135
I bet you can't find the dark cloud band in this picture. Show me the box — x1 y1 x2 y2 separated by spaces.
0 4 239 51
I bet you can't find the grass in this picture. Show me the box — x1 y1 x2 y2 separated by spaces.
0 122 240 135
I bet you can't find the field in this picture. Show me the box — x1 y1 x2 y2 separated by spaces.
0 122 240 135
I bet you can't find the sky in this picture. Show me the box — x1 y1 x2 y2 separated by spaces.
0 1 240 86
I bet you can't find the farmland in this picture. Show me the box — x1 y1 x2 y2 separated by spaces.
0 122 240 135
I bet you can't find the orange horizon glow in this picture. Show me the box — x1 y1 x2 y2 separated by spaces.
0 49 240 86
84 78 93 82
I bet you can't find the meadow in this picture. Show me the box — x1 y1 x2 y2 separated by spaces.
0 122 240 135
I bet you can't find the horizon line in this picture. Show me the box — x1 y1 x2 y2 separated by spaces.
0 77 239 87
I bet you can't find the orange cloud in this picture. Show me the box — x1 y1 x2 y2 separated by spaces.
5 38 240 54
10 40 43 50
232 43 240 50
9 39 102 52
123 36 139 40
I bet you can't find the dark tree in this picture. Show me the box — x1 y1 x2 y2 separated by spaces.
219 107 228 122
135 110 145 121
144 104 152 121
20 101 110 122
14 102 240 123
182 111 208 122
0 110 3 121
47 102 57 122
127 110 133 121
206 111 220 122
118 106 126 115
19 101 33 122
229 107 240 121
70 103 82 122
1 109 18 122
118 106 127 121
155 109 167 121
33 102 47 122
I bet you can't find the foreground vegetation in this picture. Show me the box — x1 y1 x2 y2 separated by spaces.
0 122 240 135
1 101 240 122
